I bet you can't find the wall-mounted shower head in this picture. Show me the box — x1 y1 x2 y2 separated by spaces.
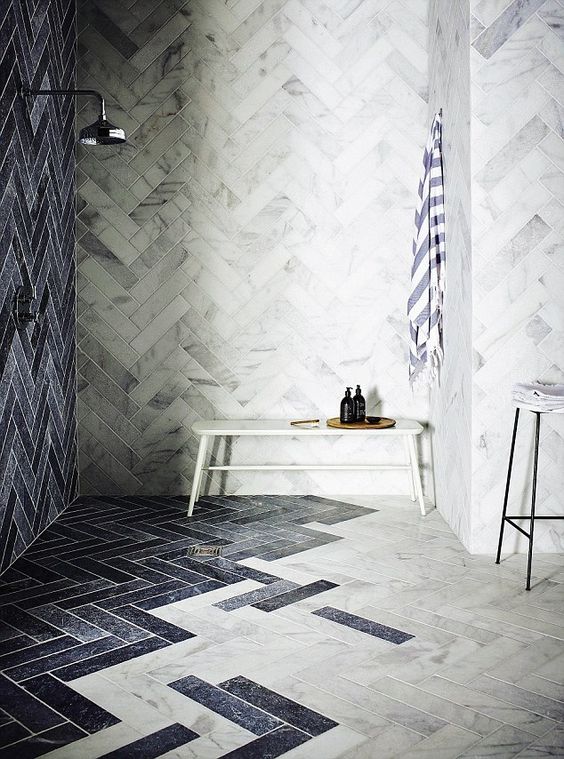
78 116 126 145
21 88 126 145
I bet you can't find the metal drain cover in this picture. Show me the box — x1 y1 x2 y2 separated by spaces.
189 545 223 557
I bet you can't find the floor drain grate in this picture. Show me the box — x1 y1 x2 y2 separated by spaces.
189 545 223 557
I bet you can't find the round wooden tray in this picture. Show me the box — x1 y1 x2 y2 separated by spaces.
327 417 396 430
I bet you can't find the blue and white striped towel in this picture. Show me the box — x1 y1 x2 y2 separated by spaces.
408 111 446 386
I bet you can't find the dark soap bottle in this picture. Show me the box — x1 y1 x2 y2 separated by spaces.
353 385 366 422
340 387 354 423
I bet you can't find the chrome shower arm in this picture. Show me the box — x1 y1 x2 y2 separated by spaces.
22 88 106 119
21 86 126 145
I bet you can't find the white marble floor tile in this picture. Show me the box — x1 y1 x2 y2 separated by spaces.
455 723 537 758
281 724 368 758
392 723 482 759
268 675 402 738
157 726 252 759
420 675 557 738
110 672 256 739
43 724 144 759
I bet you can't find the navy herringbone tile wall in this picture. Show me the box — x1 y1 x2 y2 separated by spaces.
0 0 77 571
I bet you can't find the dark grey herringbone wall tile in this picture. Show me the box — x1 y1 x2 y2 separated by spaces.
0 0 78 571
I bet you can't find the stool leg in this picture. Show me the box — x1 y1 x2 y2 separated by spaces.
496 408 520 564
526 412 541 591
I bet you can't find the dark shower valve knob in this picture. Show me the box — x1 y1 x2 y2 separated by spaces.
14 286 38 328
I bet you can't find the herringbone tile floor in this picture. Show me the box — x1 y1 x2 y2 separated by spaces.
0 494 563 757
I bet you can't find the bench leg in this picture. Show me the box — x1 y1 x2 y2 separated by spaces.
188 435 209 517
407 434 426 516
404 438 416 502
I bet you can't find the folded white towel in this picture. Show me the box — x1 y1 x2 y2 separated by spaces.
512 382 564 411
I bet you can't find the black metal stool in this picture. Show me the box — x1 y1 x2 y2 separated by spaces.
496 407 564 589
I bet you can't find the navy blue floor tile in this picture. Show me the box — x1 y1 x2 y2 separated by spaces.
25 539 71 559
28 604 108 643
133 580 224 611
15 580 114 610
164 555 244 585
0 578 37 597
0 720 30 748
50 561 117 584
215 580 299 612
5 635 122 682
0 633 79 672
95 540 154 561
218 676 338 736
102 557 176 584
312 607 415 644
68 558 137 584
0 623 21 643
0 674 65 732
156 523 223 543
3 560 61 586
139 556 211 584
0 579 76 607
0 633 35 656
57 540 130 562
317 506 373 524
252 580 338 612
111 605 195 643
94 580 188 610
207 557 282 584
56 579 152 610
98 723 198 758
127 538 199 561
0 605 66 641
220 724 311 758
0 711 12 728
53 636 169 681
169 675 282 735
108 538 168 559
231 540 291 561
71 605 151 643
23 674 119 733
118 523 197 543
299 495 355 509
260 536 342 561
0 722 87 759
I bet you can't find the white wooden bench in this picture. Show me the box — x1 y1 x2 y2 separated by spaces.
188 419 426 516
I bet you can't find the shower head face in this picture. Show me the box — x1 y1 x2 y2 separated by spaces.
78 116 126 145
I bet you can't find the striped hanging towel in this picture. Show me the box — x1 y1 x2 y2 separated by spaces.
408 111 446 386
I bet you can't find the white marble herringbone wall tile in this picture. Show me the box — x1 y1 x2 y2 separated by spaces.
428 0 472 547
470 0 564 552
76 0 430 497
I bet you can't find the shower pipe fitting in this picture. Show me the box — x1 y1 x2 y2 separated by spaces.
21 88 107 119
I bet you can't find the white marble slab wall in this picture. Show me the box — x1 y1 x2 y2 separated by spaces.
470 0 564 552
75 1 430 497
427 0 472 547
